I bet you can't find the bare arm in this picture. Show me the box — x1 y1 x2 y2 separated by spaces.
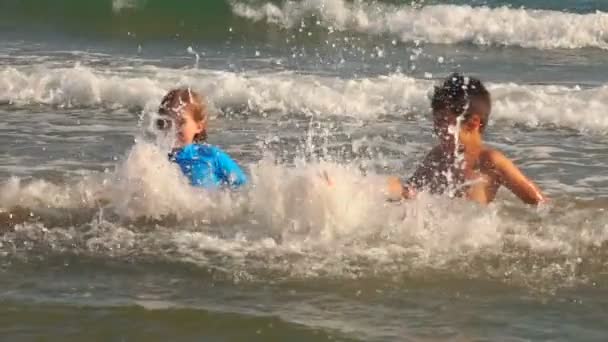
489 150 547 205
386 176 415 200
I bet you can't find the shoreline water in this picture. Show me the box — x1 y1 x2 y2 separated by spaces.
2 0 608 340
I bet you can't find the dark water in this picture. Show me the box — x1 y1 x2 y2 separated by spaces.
2 0 608 340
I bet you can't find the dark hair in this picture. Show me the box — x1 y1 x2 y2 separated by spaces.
158 87 208 142
431 73 491 131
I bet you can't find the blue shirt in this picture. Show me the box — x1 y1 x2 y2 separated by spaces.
169 143 248 189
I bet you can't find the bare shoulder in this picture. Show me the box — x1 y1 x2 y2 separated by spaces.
481 148 504 160
479 148 511 169
478 148 522 182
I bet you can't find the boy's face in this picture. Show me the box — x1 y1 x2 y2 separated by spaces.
433 111 486 152
175 110 204 146
156 108 204 147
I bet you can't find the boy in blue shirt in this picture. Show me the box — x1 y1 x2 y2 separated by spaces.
156 88 247 189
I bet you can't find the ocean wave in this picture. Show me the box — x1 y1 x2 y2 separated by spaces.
3 0 607 49
2 65 608 132
233 1 608 50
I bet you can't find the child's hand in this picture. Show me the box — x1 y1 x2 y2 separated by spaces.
319 170 334 188
537 196 551 207
387 176 404 200
387 176 416 201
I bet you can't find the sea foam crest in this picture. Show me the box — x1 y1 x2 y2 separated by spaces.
233 0 608 50
3 65 608 131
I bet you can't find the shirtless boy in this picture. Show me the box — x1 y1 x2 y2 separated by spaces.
389 73 547 205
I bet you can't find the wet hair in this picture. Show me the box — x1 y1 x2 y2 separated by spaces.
158 87 208 142
431 73 491 131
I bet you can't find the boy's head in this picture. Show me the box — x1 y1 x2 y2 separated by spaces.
431 73 491 145
157 88 208 145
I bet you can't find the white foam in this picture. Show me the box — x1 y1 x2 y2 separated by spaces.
105 143 247 220
112 0 144 12
1 177 86 209
0 65 164 109
248 158 392 244
0 143 243 220
0 147 508 260
2 140 607 288
3 65 608 132
489 83 608 131
233 1 608 50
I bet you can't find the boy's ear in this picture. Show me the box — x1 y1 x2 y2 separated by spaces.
196 120 206 133
467 114 482 131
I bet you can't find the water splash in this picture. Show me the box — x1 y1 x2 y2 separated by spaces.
1 137 607 291
186 46 200 69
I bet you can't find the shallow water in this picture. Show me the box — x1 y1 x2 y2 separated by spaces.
2 0 608 341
